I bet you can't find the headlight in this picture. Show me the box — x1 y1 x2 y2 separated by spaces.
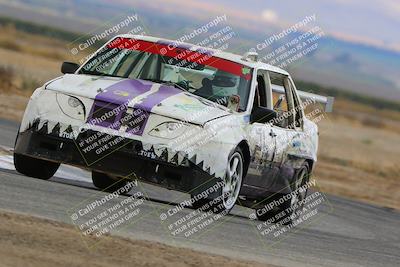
68 97 81 108
149 122 190 139
56 93 85 120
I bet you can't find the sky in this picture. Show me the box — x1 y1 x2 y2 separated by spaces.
130 0 400 53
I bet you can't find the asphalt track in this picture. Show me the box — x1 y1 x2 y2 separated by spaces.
0 118 399 267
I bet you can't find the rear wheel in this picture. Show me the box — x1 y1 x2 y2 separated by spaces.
14 153 60 180
255 194 283 222
192 147 244 214
92 171 128 192
288 162 310 216
256 162 310 222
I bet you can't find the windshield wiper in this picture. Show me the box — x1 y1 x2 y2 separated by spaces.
142 78 189 91
80 69 124 78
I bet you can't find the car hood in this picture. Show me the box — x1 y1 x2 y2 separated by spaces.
46 74 231 125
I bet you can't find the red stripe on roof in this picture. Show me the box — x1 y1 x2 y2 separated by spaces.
107 37 251 80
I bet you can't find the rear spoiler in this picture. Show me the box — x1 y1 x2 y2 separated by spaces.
272 86 335 112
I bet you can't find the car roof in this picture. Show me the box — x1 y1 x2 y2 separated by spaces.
116 34 289 76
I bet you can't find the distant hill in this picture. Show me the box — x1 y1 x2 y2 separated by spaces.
2 0 397 102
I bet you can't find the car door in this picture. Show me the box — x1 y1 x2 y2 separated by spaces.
269 73 296 165
266 72 301 192
284 77 314 164
244 70 278 191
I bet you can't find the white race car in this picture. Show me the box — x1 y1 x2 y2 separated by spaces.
14 35 333 220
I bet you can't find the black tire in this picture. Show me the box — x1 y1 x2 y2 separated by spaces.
13 153 60 180
255 196 279 222
191 146 245 214
191 198 209 210
256 162 310 223
289 162 310 215
92 171 128 192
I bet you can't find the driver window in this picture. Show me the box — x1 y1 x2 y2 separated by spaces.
253 71 268 110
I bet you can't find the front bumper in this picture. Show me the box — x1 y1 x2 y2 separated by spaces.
15 125 219 196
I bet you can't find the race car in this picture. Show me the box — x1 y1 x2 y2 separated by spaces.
14 35 333 220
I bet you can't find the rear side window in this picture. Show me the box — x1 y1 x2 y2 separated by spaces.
269 72 296 129
289 80 304 129
270 73 288 112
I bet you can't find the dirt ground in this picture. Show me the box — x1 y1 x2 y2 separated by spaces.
0 93 28 121
0 210 277 267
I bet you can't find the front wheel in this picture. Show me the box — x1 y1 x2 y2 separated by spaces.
192 147 244 214
14 153 60 180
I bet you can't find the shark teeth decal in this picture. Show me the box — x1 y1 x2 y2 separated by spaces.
31 118 40 131
59 124 69 134
38 120 47 132
153 147 163 157
65 125 73 133
48 121 59 135
138 145 215 176
51 123 61 135
142 143 152 151
170 153 179 165
160 148 168 161
167 150 175 162
38 121 48 134
25 117 220 178
190 154 197 165
26 118 77 140
197 160 204 170
205 166 211 174
177 152 185 165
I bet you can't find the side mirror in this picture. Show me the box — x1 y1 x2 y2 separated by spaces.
61 62 80 74
250 107 277 124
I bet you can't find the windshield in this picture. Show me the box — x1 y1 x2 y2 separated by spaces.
79 37 253 112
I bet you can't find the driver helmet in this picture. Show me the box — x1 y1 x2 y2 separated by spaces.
211 70 240 96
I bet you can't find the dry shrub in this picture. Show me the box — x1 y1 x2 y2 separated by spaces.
22 77 42 93
0 65 16 92
361 117 385 128
0 39 22 52
0 65 41 94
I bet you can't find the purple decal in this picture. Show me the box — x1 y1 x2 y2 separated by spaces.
87 79 152 129
126 85 182 135
135 85 181 112
87 79 182 136
95 79 153 105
